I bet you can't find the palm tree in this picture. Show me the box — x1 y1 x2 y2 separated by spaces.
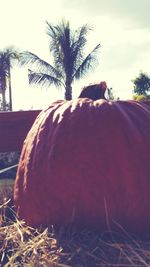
0 47 18 111
20 20 100 100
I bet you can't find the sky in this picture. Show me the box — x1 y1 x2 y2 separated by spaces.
0 0 150 110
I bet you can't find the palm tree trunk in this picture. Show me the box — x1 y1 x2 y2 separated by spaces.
8 66 12 111
65 81 72 100
1 77 6 111
1 91 6 111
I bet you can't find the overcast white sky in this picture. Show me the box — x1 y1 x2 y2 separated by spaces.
0 0 150 110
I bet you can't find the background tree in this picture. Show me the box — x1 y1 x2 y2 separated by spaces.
106 87 119 100
107 87 115 100
0 47 18 111
132 72 150 97
20 20 100 100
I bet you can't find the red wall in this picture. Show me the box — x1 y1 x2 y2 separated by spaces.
0 110 41 152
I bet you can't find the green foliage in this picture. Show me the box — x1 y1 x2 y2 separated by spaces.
133 94 150 101
20 20 101 100
132 72 150 96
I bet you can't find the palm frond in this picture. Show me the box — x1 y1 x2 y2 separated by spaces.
46 20 71 71
46 22 62 55
70 25 91 77
72 24 91 54
58 24 73 77
73 43 101 80
28 69 63 88
46 21 58 39
19 51 62 79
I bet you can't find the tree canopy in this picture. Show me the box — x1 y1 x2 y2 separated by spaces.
132 72 150 97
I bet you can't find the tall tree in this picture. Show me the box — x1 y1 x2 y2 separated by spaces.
132 72 150 96
0 47 18 111
20 20 100 100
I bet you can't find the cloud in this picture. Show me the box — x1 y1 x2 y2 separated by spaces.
62 0 150 29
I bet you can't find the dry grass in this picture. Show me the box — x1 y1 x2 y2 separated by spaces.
0 181 150 266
